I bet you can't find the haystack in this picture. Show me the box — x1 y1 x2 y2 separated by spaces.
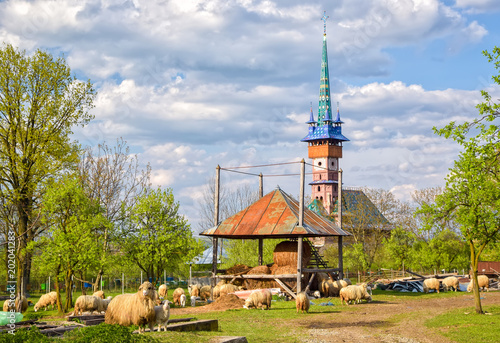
273 241 311 267
244 265 275 290
226 264 251 287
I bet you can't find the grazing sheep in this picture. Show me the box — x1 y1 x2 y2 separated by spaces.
74 295 100 315
105 281 156 334
189 284 200 297
179 294 186 307
467 275 489 292
243 289 272 310
339 284 371 305
313 290 321 298
423 278 440 293
296 292 310 313
200 285 212 301
218 284 239 297
3 296 28 313
442 276 460 292
158 284 168 299
154 300 170 332
172 288 185 306
321 279 348 297
34 292 58 311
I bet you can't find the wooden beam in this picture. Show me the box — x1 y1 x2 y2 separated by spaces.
258 238 263 266
302 268 341 273
338 169 344 280
297 236 303 293
304 272 316 294
217 274 298 279
274 279 297 300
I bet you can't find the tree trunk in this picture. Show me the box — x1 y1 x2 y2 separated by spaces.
54 265 63 314
64 269 73 312
80 271 86 295
469 241 483 314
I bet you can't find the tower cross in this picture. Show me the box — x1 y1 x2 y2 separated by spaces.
321 11 329 34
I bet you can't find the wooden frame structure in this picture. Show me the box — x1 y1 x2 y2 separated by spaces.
200 161 350 299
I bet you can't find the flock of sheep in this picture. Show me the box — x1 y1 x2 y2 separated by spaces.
1 274 493 333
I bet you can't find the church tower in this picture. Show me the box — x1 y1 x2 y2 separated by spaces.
301 12 349 214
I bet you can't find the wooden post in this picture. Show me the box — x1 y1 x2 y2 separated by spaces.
338 169 344 279
299 159 305 227
297 236 303 293
214 165 220 227
212 237 218 288
259 173 263 198
258 238 263 266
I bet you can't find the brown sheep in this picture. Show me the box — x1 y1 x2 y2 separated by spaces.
34 292 57 311
467 275 489 292
158 284 168 299
172 288 185 306
93 291 105 299
105 281 156 333
74 295 100 315
442 276 460 292
243 289 272 310
189 284 200 297
2 296 28 313
200 285 212 301
295 292 310 313
423 278 440 293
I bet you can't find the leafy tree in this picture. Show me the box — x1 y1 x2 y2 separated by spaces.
418 47 500 314
0 44 95 294
383 227 416 270
39 175 108 312
222 239 279 268
120 187 203 280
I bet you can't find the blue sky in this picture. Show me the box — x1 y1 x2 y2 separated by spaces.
1 0 500 230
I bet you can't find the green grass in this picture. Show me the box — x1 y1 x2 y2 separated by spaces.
426 305 500 343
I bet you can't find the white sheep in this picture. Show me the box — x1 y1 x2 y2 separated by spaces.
321 279 348 297
243 289 272 310
313 290 321 298
423 278 440 293
188 284 200 297
73 295 100 315
154 300 170 331
296 292 310 313
179 294 186 307
467 275 489 292
442 276 460 292
105 281 156 333
34 292 58 311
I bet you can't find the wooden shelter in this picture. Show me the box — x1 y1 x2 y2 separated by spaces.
201 171 350 298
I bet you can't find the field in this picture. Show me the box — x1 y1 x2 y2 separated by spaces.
3 289 500 342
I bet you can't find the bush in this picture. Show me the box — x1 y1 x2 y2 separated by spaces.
0 326 52 343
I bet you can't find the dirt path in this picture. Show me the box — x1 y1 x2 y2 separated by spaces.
171 291 500 343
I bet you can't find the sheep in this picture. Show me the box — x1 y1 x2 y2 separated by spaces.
218 284 239 297
343 278 352 285
296 292 310 313
189 284 200 297
158 284 168 299
74 295 100 315
154 300 170 332
105 281 156 334
313 290 321 298
2 296 28 313
34 292 58 311
467 275 489 292
442 276 460 292
200 285 212 301
243 289 272 310
179 294 186 307
172 288 185 306
320 279 348 297
339 284 371 305
190 296 201 307
152 290 161 305
93 290 105 299
423 278 440 293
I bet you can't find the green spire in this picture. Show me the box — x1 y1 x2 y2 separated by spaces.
317 11 332 127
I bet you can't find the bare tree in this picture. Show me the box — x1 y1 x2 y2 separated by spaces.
78 138 150 292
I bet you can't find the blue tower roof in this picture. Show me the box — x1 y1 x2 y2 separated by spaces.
302 13 349 143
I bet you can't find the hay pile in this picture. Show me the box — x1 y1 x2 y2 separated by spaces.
226 264 251 287
206 294 245 311
273 241 311 267
244 265 275 290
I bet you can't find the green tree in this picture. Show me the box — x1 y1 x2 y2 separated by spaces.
418 47 500 314
222 239 278 268
39 175 108 313
0 44 95 294
383 227 416 270
120 187 203 280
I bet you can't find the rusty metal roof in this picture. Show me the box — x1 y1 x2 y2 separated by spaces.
201 187 350 239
